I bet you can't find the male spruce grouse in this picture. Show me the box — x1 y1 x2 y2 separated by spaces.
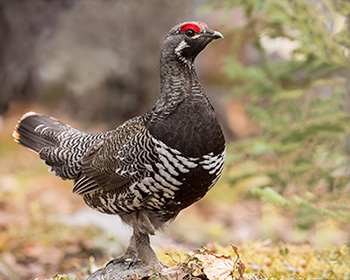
13 21 225 270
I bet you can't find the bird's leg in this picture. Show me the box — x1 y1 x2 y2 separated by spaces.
106 234 137 267
134 231 163 271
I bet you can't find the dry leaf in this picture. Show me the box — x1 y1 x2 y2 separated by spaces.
231 244 245 280
193 244 246 280
194 251 235 280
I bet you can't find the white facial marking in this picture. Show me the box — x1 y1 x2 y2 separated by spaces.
175 40 189 57
174 40 193 68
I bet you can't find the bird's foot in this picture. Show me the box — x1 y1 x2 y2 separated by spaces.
127 256 138 269
106 255 139 269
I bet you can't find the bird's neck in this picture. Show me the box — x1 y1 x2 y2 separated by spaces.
160 55 197 94
151 54 205 116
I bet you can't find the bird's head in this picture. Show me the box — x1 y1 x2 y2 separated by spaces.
161 21 223 65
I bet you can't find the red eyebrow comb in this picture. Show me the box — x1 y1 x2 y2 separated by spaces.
180 23 201 33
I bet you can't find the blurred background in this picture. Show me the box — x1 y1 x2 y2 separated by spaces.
0 0 350 279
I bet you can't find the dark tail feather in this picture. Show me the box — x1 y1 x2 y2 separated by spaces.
13 112 65 153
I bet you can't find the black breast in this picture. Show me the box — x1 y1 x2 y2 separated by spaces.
146 96 225 158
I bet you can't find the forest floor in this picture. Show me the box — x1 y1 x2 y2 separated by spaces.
0 104 349 280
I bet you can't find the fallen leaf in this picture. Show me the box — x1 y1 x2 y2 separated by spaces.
231 244 245 280
194 251 235 280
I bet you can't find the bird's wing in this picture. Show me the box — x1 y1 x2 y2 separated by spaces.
73 117 157 195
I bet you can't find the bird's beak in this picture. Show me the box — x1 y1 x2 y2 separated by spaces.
205 28 224 40
212 30 224 40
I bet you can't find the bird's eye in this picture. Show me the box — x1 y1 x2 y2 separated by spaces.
185 29 195 37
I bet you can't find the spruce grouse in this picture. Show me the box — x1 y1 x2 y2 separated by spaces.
13 21 225 270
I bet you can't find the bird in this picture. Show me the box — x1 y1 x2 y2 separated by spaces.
12 21 226 271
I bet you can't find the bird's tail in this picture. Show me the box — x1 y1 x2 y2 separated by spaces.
13 112 97 180
13 112 70 153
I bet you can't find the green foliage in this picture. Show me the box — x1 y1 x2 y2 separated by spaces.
208 0 350 231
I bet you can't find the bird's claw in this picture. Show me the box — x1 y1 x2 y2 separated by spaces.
106 255 139 269
127 256 138 269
